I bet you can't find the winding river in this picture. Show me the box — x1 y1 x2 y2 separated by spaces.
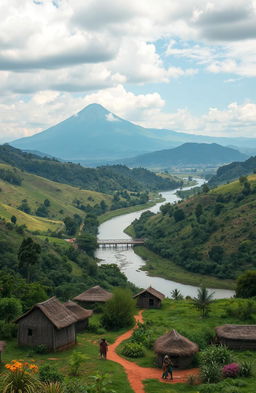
96 179 235 299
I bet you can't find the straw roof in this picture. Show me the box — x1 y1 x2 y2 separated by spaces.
64 301 93 321
73 285 112 302
133 286 165 300
215 325 256 340
15 297 78 330
154 329 199 357
0 341 6 352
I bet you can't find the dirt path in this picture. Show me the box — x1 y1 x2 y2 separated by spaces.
108 310 199 393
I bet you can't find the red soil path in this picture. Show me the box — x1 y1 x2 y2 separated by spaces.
107 310 199 393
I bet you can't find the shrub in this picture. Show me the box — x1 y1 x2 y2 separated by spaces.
40 382 64 393
131 322 154 349
199 345 232 367
63 379 88 393
238 360 253 377
121 342 145 358
0 321 17 339
34 344 49 354
3 360 39 393
101 289 135 330
200 362 222 384
88 372 116 393
222 363 240 378
39 365 63 383
68 352 87 376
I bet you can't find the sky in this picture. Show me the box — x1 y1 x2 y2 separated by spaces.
1 0 256 143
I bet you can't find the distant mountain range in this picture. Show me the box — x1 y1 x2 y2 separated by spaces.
10 103 256 164
117 143 248 168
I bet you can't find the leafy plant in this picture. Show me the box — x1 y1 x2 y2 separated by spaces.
121 342 145 358
199 345 232 367
193 286 214 317
68 352 87 376
200 361 222 384
88 373 116 393
3 360 39 393
39 365 63 383
34 344 49 354
40 382 65 393
63 379 88 393
238 360 253 377
222 363 240 378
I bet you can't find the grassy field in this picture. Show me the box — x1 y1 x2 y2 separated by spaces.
133 246 236 290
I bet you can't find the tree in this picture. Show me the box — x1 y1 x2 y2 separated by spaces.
170 288 183 300
193 286 214 317
18 237 41 282
202 184 209 193
174 208 185 222
236 271 256 298
208 246 224 262
0 298 22 322
195 204 203 219
11 215 17 224
76 233 97 256
44 199 50 207
101 288 136 330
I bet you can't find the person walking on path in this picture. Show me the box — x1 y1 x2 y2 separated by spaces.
99 338 108 359
162 355 173 380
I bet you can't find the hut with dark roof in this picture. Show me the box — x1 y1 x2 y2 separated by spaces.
73 285 112 308
15 297 77 351
154 329 199 368
133 286 165 308
215 324 256 350
64 301 93 333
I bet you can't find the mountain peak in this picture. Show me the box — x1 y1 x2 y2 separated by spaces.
78 103 109 116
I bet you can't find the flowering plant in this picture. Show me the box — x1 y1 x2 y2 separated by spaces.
222 362 240 378
3 360 39 393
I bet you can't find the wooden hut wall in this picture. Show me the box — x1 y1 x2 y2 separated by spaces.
136 292 161 309
17 309 54 349
217 337 256 350
54 324 76 351
75 319 89 333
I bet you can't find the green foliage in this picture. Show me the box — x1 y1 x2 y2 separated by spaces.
34 344 49 354
173 208 185 222
199 345 232 367
238 360 253 377
63 379 87 393
193 287 214 317
0 167 22 185
0 297 22 322
39 365 63 383
170 288 183 300
226 299 256 321
68 352 87 376
200 361 222 384
236 271 256 298
101 288 135 330
18 237 41 282
88 373 116 393
0 321 17 339
40 382 65 393
121 342 145 358
76 234 97 256
131 321 154 349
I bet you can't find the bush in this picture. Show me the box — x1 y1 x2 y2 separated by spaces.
239 360 253 377
34 344 49 354
131 322 154 349
101 288 135 330
121 342 145 358
40 382 65 393
68 352 87 376
200 362 222 384
222 363 240 378
0 321 17 339
39 365 63 383
63 379 87 393
199 345 232 367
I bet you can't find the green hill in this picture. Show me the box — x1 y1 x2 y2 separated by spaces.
132 175 256 281
209 156 256 186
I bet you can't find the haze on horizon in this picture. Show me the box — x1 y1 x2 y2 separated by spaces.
1 0 256 144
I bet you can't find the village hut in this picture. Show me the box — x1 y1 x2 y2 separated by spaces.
73 285 112 309
0 341 6 362
154 329 199 369
133 286 165 308
15 297 77 351
215 324 256 350
64 301 93 332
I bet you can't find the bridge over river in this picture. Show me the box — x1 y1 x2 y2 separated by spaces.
97 239 145 248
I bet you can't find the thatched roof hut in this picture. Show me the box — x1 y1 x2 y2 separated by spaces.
0 341 6 362
154 329 199 368
73 285 112 304
215 324 256 350
64 301 93 332
15 297 77 351
133 286 165 308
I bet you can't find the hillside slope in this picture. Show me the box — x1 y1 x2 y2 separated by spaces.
132 175 256 280
0 145 181 193
209 156 256 186
120 143 248 168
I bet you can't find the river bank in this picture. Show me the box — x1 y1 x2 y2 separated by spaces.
133 246 236 290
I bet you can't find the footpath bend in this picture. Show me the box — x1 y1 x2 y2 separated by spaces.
107 311 199 393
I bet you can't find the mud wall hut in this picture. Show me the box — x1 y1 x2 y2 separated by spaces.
215 324 256 350
154 329 199 369
64 301 93 332
133 286 165 309
15 297 77 351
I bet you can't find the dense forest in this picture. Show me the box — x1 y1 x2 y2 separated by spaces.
132 175 256 280
0 145 182 193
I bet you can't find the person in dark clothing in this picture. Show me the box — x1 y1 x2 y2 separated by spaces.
162 355 173 380
99 338 108 359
